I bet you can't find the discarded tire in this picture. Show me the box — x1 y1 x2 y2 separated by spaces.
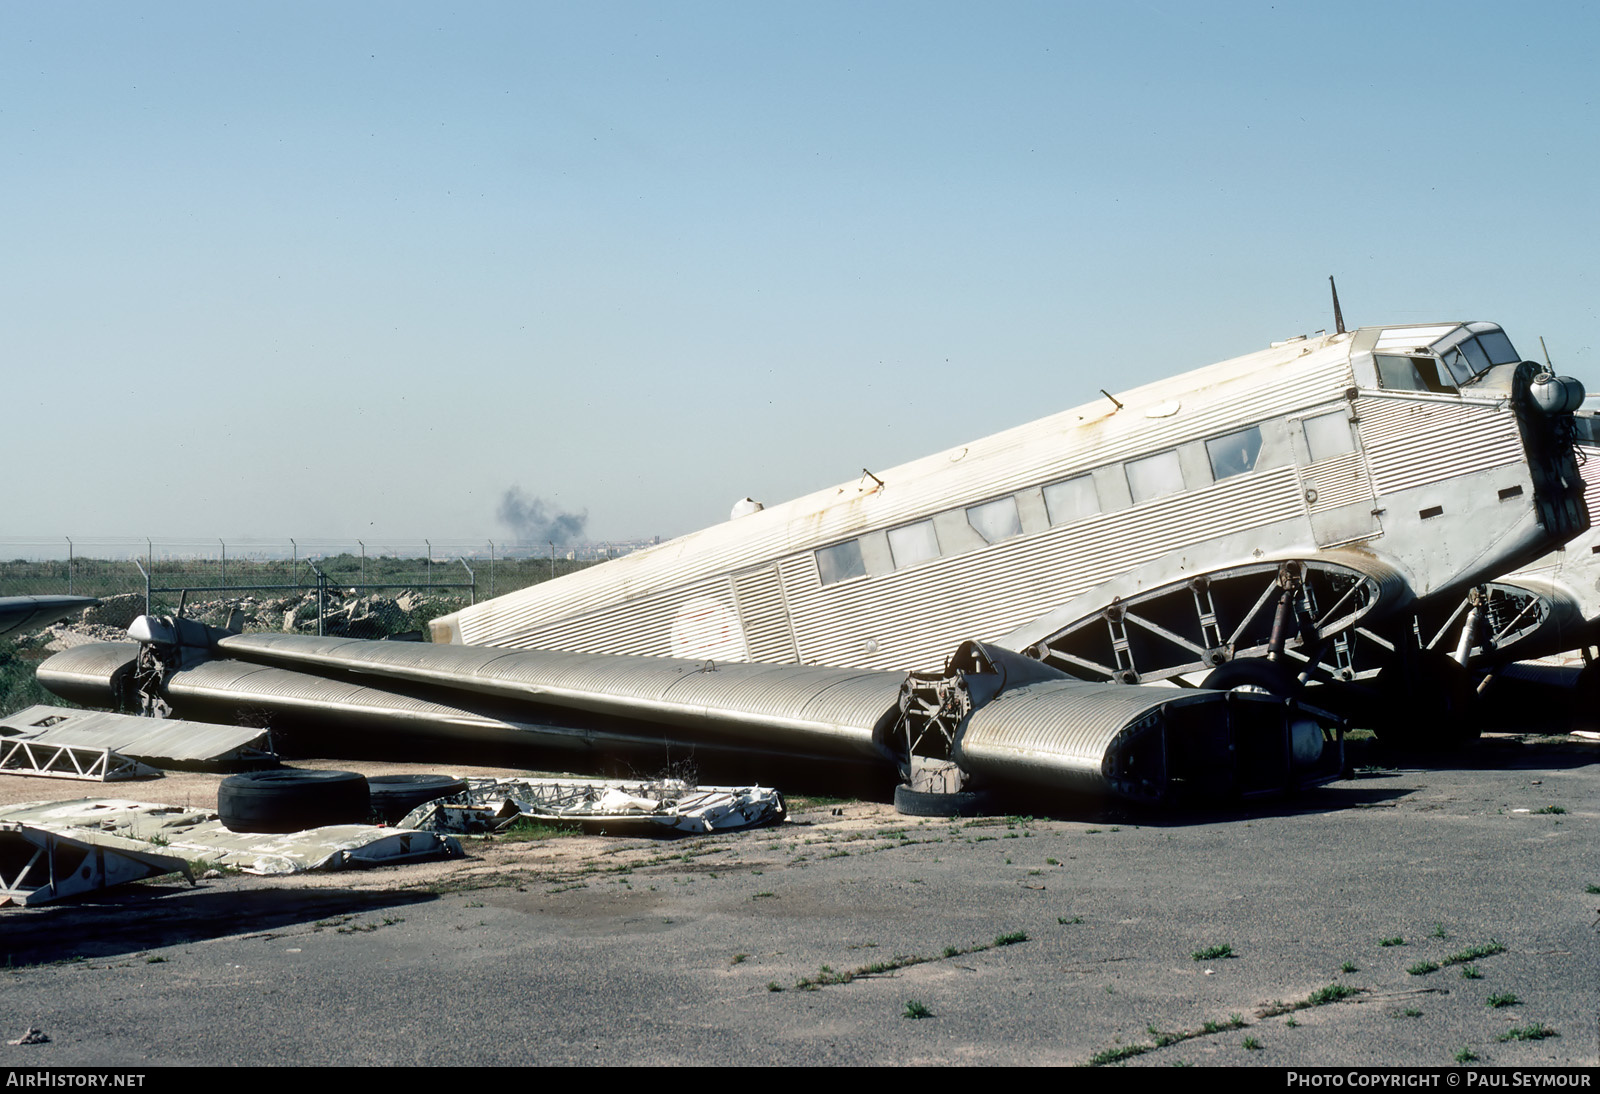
217 769 371 834
892 783 990 818
366 774 469 824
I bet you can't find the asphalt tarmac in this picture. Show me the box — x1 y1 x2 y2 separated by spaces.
0 735 1595 1067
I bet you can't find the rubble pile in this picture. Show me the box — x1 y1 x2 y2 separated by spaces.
30 590 465 650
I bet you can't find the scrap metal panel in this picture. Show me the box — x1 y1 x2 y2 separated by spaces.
0 705 271 768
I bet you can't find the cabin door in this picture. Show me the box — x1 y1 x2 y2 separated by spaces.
731 565 800 664
1290 409 1383 548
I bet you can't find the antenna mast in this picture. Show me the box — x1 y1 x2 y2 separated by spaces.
1329 276 1346 335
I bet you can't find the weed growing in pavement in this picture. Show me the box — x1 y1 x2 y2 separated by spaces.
1444 941 1506 966
1192 943 1234 961
1498 1024 1558 1043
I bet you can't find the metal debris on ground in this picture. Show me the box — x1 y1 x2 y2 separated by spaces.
0 799 460 880
7 1029 51 1046
0 820 191 907
399 777 786 835
0 705 274 776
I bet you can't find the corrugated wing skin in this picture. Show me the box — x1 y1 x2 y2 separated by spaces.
217 633 900 759
32 642 140 708
957 681 1202 790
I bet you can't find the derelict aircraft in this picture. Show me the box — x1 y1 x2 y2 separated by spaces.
39 303 1590 810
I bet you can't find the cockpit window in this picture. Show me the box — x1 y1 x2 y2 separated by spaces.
1476 331 1519 366
1436 332 1518 385
1376 354 1457 394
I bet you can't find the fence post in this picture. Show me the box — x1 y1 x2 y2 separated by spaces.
135 559 150 616
65 537 73 596
219 538 226 592
458 557 475 605
317 569 327 637
425 540 432 587
359 540 366 588
291 539 297 589
488 540 495 599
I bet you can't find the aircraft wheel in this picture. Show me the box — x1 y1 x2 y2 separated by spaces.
217 769 371 834
367 774 470 824
1201 658 1298 697
1373 651 1479 748
892 784 991 818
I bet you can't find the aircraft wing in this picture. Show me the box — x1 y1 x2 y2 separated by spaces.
0 595 100 638
38 623 1346 806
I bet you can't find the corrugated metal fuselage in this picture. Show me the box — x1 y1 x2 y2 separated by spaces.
435 324 1582 682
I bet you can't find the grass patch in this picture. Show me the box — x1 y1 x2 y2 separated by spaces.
1431 923 1449 939
1400 1008 1422 1018
1407 960 1441 976
1585 884 1600 895
1443 941 1506 966
1259 984 1363 1017
497 817 582 842
1498 1024 1558 1043
1532 805 1567 815
1455 1047 1480 1063
903 999 932 1020
1088 1044 1152 1066
1378 936 1405 947
1242 1036 1262 1050
1192 943 1234 961
1058 916 1084 925
1460 965 1483 980
788 930 1030 992
144 955 167 964
1339 961 1357 973
1486 993 1520 1008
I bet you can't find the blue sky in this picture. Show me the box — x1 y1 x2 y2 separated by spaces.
6 2 1596 547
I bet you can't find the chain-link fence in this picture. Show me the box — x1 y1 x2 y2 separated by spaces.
0 539 598 642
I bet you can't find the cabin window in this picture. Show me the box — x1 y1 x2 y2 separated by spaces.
1573 416 1600 446
1126 450 1185 504
966 497 1022 544
816 540 866 585
1303 412 1357 462
887 520 941 569
1376 354 1456 394
1205 426 1263 480
1043 475 1100 525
